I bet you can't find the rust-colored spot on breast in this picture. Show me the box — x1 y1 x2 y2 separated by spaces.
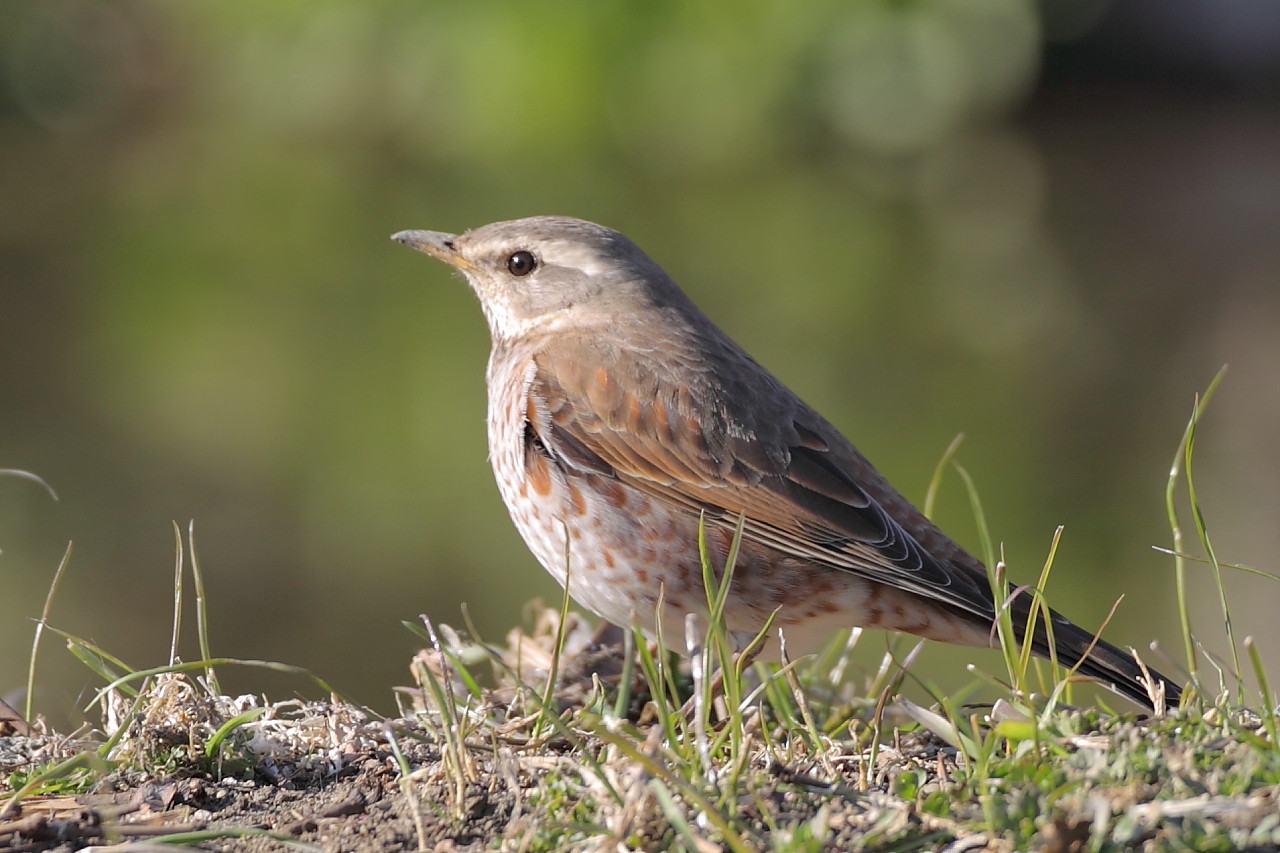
567 481 587 516
526 451 553 497
635 568 649 585
595 365 610 390
601 481 628 509
603 550 616 569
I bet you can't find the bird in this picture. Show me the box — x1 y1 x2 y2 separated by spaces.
392 216 1181 710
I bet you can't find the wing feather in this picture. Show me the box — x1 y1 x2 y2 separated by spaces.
524 340 993 618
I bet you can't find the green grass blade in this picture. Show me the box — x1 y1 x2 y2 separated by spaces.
169 521 184 668
1165 366 1226 682
27 541 74 722
923 434 964 520
187 521 219 693
0 751 105 819
533 527 575 741
149 826 323 849
1245 637 1277 742
0 468 59 501
54 629 136 691
86 658 343 713
1183 389 1242 694
203 707 269 761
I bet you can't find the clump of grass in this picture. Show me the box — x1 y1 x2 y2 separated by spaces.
3 523 366 830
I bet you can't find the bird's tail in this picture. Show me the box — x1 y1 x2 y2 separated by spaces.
1014 601 1182 710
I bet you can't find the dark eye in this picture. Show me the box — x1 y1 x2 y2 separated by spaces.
506 250 537 277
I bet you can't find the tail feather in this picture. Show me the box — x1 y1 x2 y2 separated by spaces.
1022 606 1182 710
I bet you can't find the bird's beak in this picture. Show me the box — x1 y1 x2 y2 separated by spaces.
391 230 478 273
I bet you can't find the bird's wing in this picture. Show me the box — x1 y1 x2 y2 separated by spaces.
525 343 993 616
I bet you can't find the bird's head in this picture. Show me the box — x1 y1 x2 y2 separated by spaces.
393 216 684 343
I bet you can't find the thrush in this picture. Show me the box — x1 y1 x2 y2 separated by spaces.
392 216 1181 710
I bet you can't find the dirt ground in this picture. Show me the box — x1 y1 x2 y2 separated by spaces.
1 719 527 853
1 717 962 853
5 621 1274 852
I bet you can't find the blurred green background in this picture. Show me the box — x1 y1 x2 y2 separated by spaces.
3 0 1278 722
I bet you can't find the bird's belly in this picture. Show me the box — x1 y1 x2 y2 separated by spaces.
485 374 987 653
492 444 702 632
491 452 977 655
